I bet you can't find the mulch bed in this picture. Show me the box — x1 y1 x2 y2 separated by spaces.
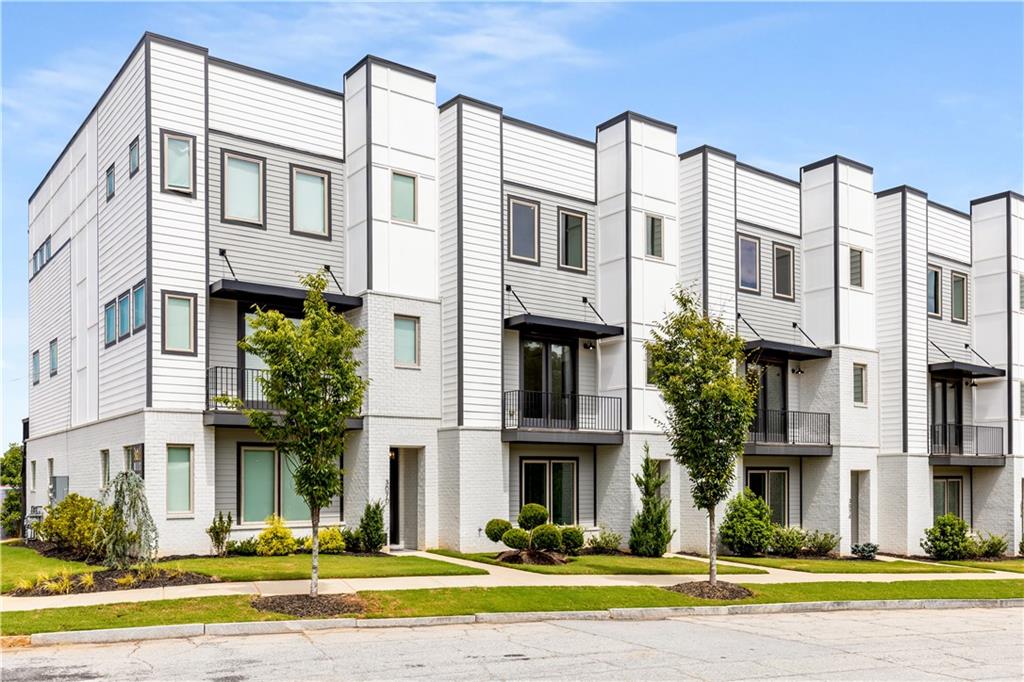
11 568 219 596
18 539 97 564
495 549 567 565
252 594 365 618
664 581 754 600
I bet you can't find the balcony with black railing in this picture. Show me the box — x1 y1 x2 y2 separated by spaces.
502 390 622 445
929 424 1004 465
745 409 832 456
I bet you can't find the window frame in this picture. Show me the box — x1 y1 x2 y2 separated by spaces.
103 300 117 348
507 196 541 265
31 351 40 386
166 444 194 518
132 280 147 333
160 129 196 197
519 457 578 526
849 247 864 289
289 164 331 240
393 315 421 369
161 290 198 356
30 461 36 492
128 136 140 178
736 233 761 294
933 476 963 520
237 444 317 526
645 214 664 260
927 265 942 318
772 242 795 301
221 148 267 228
105 164 116 202
390 170 418 224
100 450 110 488
853 363 868 406
646 349 657 387
745 467 789 526
48 338 58 377
950 271 968 324
557 207 588 273
117 290 132 341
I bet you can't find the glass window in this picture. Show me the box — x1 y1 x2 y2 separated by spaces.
30 461 36 492
394 316 419 367
522 461 547 510
773 244 794 299
849 248 863 288
853 363 867 405
104 302 117 347
951 272 967 322
280 452 309 522
166 445 192 514
391 172 416 223
509 199 538 262
933 477 962 520
48 339 58 376
1019 274 1023 311
32 351 40 385
132 283 146 331
163 132 193 193
242 448 276 523
44 237 51 261
292 168 328 236
105 165 115 200
560 210 585 271
646 351 656 386
646 215 663 259
101 450 110 487
129 138 140 177
747 469 787 526
520 460 576 525
927 266 941 316
163 293 195 354
117 293 131 339
738 235 759 292
224 153 263 224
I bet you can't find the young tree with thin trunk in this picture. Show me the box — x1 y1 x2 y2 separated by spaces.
229 271 366 597
645 288 756 585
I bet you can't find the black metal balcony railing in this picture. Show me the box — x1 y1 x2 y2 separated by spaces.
929 424 1004 456
503 390 621 432
207 366 272 411
747 409 831 446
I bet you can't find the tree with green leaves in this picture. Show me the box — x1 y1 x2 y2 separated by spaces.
1 442 24 537
628 444 674 557
645 287 756 585
226 271 366 597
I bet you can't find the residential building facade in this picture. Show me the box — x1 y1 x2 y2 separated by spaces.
25 33 1023 556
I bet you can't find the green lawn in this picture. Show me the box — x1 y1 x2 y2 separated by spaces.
430 549 764 575
720 556 984 574
4 579 1022 636
0 543 101 593
940 558 1024 574
162 553 487 582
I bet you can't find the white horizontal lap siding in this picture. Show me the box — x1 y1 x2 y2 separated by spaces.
208 299 237 369
735 224 802 342
874 193 905 452
905 193 930 452
502 121 594 201
928 204 971 265
736 166 799 236
437 105 459 426
149 41 207 410
207 132 345 288
28 250 72 437
927 253 973 363
706 152 736 323
97 46 147 419
208 63 343 158
677 154 703 294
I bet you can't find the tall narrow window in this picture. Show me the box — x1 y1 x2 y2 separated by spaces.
242 448 276 523
849 248 864 288
394 316 420 367
132 282 146 332
509 198 539 263
129 137 140 177
951 272 967 322
853 363 867 405
31 351 40 385
391 172 416 223
30 461 36 492
933 477 962 520
162 131 194 195
747 469 787 525
291 166 329 237
927 266 942 317
773 243 794 300
162 291 196 355
223 151 264 225
737 235 760 293
117 292 131 340
104 301 117 347
645 215 663 259
48 339 58 377
559 209 586 271
100 450 110 488
105 165 116 201
167 445 193 515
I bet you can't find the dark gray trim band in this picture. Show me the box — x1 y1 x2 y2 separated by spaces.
209 128 344 164
624 116 633 430
802 154 873 174
145 38 153 408
208 56 343 99
344 54 436 83
680 144 736 161
439 93 502 114
1006 195 1014 455
502 115 594 149
876 184 927 200
969 190 1024 206
735 219 801 241
736 161 798 188
701 150 709 313
597 110 676 134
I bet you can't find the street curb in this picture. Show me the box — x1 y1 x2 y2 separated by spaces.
16 598 1023 647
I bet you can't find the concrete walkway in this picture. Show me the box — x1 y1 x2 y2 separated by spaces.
2 550 1020 613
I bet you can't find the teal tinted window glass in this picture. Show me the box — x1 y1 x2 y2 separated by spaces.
166 446 192 513
243 449 275 523
646 215 663 258
294 170 326 234
225 155 262 223
739 237 759 290
510 201 537 261
32 352 40 384
280 452 309 521
952 274 966 321
118 295 131 338
129 140 139 175
104 304 117 345
166 136 192 190
561 212 584 270
106 167 115 199
165 295 193 352
391 173 416 222
394 316 418 366
132 284 146 330
49 339 58 375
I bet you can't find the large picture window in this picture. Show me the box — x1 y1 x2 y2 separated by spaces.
223 151 264 225
747 468 787 526
737 234 760 293
240 447 311 524
559 209 586 272
508 197 539 264
933 477 962 521
520 459 576 525
161 130 194 195
773 243 794 300
291 166 329 237
166 445 193 515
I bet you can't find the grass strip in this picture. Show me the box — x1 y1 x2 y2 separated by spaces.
429 549 763 575
0 544 100 593
718 556 984 574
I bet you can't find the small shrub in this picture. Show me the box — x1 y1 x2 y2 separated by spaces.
517 504 548 531
485 518 512 543
14 577 34 592
501 527 530 550
719 489 773 556
206 511 233 557
134 564 158 582
114 573 138 588
1 487 22 537
770 526 806 558
530 524 562 552
255 515 298 557
304 526 346 554
163 564 184 579
586 527 622 554
921 514 971 560
628 448 674 557
971 532 1008 559
226 536 259 556
42 570 73 595
561 526 584 556
804 530 840 557
357 501 387 553
35 493 105 559
851 542 878 560
341 527 362 553
294 535 311 552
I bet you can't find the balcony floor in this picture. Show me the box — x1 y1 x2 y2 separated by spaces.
501 428 623 446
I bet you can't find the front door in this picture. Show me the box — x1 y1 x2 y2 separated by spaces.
930 379 963 453
521 338 577 428
388 449 400 545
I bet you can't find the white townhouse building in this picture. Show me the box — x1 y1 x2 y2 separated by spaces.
24 33 1023 556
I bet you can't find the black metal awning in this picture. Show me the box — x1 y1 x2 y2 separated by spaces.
928 361 1005 380
209 279 363 312
744 339 831 361
504 314 623 340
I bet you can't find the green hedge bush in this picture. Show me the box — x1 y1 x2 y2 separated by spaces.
804 529 840 557
530 524 562 551
358 501 387 553
517 504 548 531
255 515 297 556
770 526 805 558
485 518 512 543
501 527 530 550
35 493 105 559
719 489 773 556
970 532 1008 559
921 514 971 560
561 526 584 555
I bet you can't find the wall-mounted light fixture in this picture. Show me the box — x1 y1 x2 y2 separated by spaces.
791 366 805 375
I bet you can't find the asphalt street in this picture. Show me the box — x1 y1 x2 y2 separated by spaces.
3 607 1022 681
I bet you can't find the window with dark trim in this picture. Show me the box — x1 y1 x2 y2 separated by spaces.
240 446 309 524
508 197 539 264
951 271 967 323
645 214 663 259
849 248 864 288
105 165 115 201
132 281 146 332
394 315 420 367
222 150 265 226
166 445 194 516
933 476 962 520
117 291 131 341
520 459 577 525
31 237 53 276
162 291 197 355
927 266 942 317
773 243 794 300
104 301 117 347
48 339 58 377
737 234 760 293
746 468 787 526
853 363 867 405
31 351 40 386
558 209 586 272
161 130 195 195
290 165 330 238
391 172 417 223
129 137 140 178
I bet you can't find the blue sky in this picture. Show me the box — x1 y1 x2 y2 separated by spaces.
2 2 1022 445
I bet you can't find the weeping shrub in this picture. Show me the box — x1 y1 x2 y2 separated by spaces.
96 471 158 569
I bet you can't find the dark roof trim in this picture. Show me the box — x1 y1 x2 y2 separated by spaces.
969 190 1024 206
145 32 208 55
801 154 873 174
679 144 736 161
502 115 595 149
344 54 436 82
928 360 1005 379
208 56 343 99
596 110 677 134
736 161 799 188
209 128 344 164
927 200 970 221
504 313 623 340
439 93 502 114
876 184 927 199
209 279 363 311
744 339 832 361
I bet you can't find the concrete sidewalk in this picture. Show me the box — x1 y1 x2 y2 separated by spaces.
2 550 1019 613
